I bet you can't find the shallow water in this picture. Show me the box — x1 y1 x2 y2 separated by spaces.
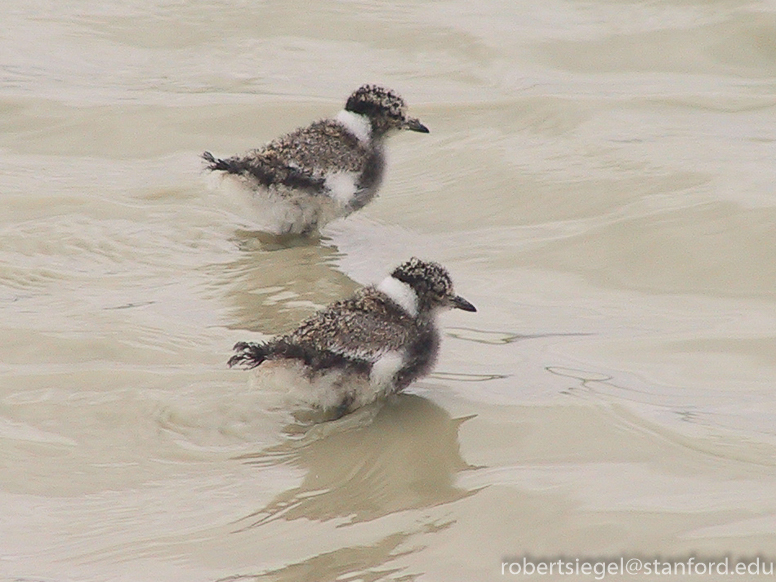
2 1 776 581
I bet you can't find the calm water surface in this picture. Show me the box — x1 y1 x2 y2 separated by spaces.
2 1 776 580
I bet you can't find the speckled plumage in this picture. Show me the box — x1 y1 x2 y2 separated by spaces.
229 258 475 417
203 85 428 235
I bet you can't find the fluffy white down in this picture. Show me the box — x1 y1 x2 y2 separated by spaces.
335 109 372 144
324 172 360 206
376 275 419 317
252 360 350 411
369 350 405 389
251 358 399 414
210 173 342 235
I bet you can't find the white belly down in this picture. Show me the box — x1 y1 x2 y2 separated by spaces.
250 354 403 419
210 172 358 235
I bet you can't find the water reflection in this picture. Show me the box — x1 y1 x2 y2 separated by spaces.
217 529 423 582
236 394 477 528
211 230 358 334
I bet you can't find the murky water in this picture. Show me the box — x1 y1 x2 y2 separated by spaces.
2 1 776 581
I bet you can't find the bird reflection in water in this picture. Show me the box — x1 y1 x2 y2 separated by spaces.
234 393 478 529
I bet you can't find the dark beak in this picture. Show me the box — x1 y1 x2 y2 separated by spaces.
451 295 476 312
404 117 430 133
